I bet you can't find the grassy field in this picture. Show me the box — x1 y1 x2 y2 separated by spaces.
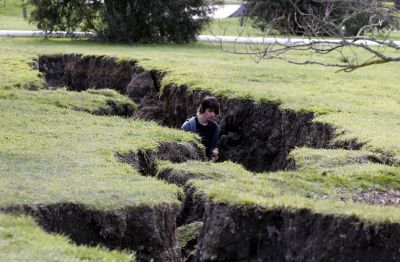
2 0 400 258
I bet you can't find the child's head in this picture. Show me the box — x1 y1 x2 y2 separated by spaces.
197 96 220 116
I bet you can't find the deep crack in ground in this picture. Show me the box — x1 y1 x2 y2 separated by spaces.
37 54 367 172
27 54 400 261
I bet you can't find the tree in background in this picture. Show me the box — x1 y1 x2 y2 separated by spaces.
28 0 221 43
223 0 400 71
247 0 396 37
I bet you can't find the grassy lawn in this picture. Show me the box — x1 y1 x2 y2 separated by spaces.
1 0 400 257
0 214 133 261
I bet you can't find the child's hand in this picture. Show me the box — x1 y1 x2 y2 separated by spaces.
211 148 219 162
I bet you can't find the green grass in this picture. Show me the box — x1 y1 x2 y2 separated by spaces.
176 222 203 249
0 88 137 114
1 0 400 256
0 214 134 261
158 160 400 223
2 0 399 41
288 147 382 169
203 18 265 37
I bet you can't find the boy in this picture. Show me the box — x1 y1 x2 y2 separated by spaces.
181 96 220 161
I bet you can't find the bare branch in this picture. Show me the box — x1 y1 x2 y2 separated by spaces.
209 0 400 72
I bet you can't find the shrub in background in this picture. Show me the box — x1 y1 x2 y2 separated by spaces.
98 0 221 43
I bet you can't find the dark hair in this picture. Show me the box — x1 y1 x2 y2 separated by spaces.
198 96 220 115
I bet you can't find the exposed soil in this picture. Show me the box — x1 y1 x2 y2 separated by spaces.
3 203 180 262
157 166 208 259
116 141 206 177
150 165 400 261
39 55 165 122
93 100 136 117
195 202 400 262
157 169 209 226
354 188 400 206
116 143 207 260
162 86 343 172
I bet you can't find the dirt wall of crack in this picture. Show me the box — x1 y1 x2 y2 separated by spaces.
195 202 400 262
3 203 181 262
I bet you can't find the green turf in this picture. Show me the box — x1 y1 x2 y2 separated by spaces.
158 160 400 223
0 214 134 261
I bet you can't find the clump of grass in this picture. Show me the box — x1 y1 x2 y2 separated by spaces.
0 214 134 261
0 88 137 114
288 147 381 170
176 221 203 249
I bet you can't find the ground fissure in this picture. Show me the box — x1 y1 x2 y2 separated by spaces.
32 54 400 261
37 54 367 172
